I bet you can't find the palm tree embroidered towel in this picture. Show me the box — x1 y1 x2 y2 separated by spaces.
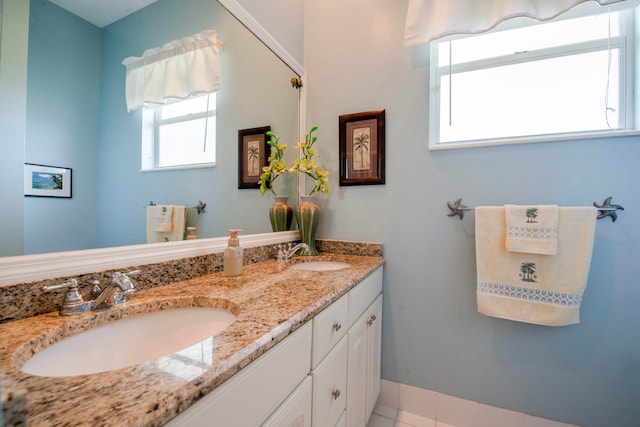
151 205 174 232
504 204 559 255
476 206 597 326
146 205 186 243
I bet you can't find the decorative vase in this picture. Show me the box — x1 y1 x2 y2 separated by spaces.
296 195 320 256
269 196 293 232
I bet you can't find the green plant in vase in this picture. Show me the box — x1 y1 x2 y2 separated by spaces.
292 125 329 255
292 125 330 196
259 131 293 231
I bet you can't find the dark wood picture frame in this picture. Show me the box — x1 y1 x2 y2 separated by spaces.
238 126 270 189
339 109 385 186
24 163 72 198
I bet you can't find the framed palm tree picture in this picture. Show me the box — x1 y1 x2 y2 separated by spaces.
238 126 270 189
339 110 385 186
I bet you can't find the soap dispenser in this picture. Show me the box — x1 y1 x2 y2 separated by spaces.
223 229 243 277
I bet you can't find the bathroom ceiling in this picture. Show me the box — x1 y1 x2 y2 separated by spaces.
48 0 158 28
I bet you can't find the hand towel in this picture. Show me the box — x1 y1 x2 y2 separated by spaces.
146 206 187 243
152 205 173 232
505 204 558 255
476 206 596 326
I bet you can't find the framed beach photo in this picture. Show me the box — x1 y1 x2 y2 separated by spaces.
339 109 385 186
24 163 72 198
238 126 270 189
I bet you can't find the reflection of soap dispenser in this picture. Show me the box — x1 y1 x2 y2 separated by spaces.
223 229 243 277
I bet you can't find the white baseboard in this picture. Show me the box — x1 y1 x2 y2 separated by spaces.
374 380 578 427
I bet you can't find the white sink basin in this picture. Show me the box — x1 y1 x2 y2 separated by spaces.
21 307 237 377
291 261 351 271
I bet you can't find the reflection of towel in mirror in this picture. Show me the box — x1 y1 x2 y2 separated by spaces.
146 206 186 243
476 206 597 326
152 205 173 232
505 204 558 255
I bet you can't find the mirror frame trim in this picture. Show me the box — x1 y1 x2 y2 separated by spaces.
0 231 299 285
217 0 304 76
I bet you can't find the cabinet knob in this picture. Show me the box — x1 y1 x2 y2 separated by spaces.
332 389 341 400
367 314 377 326
332 322 342 332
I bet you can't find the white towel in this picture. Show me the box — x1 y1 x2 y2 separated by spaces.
505 204 558 255
146 205 186 243
476 206 597 326
152 205 173 232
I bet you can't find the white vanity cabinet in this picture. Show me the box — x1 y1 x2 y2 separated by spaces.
166 265 383 427
311 266 383 427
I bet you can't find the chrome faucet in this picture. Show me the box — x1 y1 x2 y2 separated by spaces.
44 271 138 316
91 271 138 309
276 243 310 261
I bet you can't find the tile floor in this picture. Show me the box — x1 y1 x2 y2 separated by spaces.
367 404 455 427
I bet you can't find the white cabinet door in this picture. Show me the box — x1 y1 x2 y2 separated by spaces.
365 295 383 420
346 292 383 427
346 308 368 427
262 376 312 427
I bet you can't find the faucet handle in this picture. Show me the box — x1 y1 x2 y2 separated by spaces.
112 271 137 295
90 280 102 299
275 244 286 262
43 279 91 316
43 278 79 292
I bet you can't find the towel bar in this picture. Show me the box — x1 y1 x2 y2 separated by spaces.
447 196 624 222
146 200 207 215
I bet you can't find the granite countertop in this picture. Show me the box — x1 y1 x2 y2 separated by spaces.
0 253 383 427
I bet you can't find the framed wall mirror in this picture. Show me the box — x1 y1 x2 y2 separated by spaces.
0 0 305 284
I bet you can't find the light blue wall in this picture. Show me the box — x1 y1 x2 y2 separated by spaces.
98 0 298 248
24 0 100 254
304 1 640 426
0 0 29 257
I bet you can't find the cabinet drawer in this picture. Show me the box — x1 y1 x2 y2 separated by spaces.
311 292 348 367
311 335 347 427
348 267 383 328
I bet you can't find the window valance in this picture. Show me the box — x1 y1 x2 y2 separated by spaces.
404 0 629 46
122 30 223 111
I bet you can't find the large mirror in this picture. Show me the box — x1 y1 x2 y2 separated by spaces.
1 0 300 257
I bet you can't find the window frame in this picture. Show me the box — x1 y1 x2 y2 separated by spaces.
428 8 640 150
141 94 217 172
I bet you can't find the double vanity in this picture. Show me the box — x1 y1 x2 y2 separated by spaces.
0 242 383 426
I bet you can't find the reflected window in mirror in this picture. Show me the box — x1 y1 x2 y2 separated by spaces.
142 93 217 171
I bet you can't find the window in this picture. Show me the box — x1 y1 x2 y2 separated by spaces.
429 6 639 149
141 93 216 170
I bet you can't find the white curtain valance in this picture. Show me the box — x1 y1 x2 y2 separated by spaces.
122 30 223 111
404 0 629 46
